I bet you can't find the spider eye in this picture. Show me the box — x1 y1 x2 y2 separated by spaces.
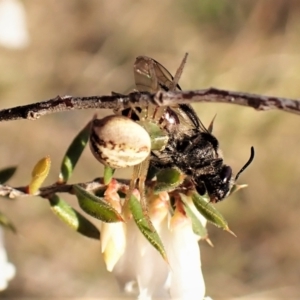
220 166 232 183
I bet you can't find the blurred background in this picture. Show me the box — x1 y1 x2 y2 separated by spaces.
1 0 300 299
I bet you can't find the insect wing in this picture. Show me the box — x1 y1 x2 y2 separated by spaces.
134 56 209 134
134 56 181 93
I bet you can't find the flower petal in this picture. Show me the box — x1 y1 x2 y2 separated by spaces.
101 222 126 272
113 218 170 298
0 0 30 49
167 214 205 299
0 227 16 291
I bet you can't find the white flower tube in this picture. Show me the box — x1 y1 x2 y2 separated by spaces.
0 0 30 49
167 206 205 300
101 181 127 272
113 218 170 299
110 192 206 299
101 221 126 272
0 227 16 291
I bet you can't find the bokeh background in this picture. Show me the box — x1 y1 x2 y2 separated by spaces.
1 0 300 299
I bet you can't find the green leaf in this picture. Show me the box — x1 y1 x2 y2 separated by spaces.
180 193 208 238
129 194 168 261
139 121 169 151
73 185 124 223
58 120 91 183
156 168 182 184
49 194 100 239
154 168 183 193
191 191 235 235
0 211 16 233
28 156 51 194
104 166 115 185
0 166 17 183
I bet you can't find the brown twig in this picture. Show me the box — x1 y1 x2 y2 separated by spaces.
0 178 130 199
0 88 299 122
157 88 300 114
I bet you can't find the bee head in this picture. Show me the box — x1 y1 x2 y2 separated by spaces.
195 146 255 203
195 165 234 203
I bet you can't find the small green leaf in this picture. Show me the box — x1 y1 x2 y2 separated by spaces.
0 211 16 233
156 168 182 184
73 185 124 223
129 194 168 262
154 168 183 193
139 121 169 151
58 120 91 183
191 191 234 235
31 156 51 177
104 166 115 185
49 194 100 239
28 156 51 194
0 166 17 183
180 193 208 238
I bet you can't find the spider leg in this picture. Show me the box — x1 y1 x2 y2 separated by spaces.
123 156 156 232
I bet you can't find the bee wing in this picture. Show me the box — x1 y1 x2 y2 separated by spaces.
173 104 209 133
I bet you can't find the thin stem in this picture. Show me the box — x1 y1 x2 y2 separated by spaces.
0 178 130 199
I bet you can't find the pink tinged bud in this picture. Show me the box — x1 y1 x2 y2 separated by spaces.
104 179 122 212
148 191 169 225
169 196 188 231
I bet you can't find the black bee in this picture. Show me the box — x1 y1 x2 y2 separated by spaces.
149 103 254 202
128 55 254 203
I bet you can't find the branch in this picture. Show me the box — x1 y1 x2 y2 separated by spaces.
159 88 300 114
0 88 300 122
0 178 130 199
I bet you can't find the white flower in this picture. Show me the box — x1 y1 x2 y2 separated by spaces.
0 227 16 291
167 208 205 300
112 218 170 299
101 221 126 272
0 0 30 49
104 191 207 299
100 179 127 272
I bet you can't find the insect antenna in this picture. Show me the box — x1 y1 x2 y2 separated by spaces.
235 146 255 180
